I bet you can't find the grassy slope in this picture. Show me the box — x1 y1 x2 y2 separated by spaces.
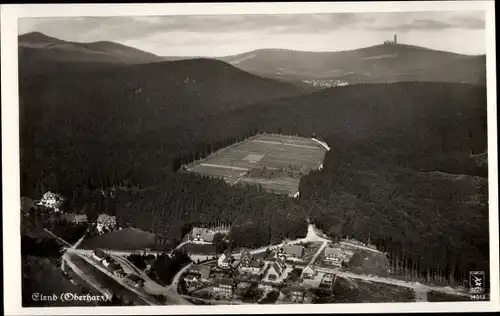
79 228 158 251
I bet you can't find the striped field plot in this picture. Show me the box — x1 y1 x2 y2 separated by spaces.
185 134 328 196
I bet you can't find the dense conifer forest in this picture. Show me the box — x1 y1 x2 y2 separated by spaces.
19 56 488 287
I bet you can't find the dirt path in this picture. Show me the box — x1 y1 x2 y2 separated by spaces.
309 241 328 266
338 241 382 254
66 249 159 305
111 254 192 305
315 267 468 297
62 253 113 299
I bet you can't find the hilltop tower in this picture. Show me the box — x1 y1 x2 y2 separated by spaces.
394 34 397 44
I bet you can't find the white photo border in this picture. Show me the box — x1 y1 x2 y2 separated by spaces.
1 1 498 315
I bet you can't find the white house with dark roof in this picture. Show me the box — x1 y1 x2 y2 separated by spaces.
96 213 117 234
324 245 354 267
36 191 64 212
301 265 317 279
191 227 215 244
217 251 232 269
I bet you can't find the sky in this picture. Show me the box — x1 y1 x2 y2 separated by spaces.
18 11 486 57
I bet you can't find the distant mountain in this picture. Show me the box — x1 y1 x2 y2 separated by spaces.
18 32 164 64
219 44 486 85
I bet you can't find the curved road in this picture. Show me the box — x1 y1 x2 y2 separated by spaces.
65 249 159 305
71 249 192 305
55 225 470 302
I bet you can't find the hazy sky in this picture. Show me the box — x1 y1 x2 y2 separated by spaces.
18 11 486 56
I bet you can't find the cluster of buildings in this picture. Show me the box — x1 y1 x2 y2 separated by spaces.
183 242 313 301
189 225 230 244
92 248 144 287
191 227 216 244
181 224 378 303
61 211 118 235
384 34 398 45
301 79 349 88
180 234 382 303
34 192 119 235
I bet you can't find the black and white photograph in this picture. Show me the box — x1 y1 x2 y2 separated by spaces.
2 2 499 315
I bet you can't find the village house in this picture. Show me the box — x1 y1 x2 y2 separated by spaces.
62 212 88 224
191 227 215 244
290 287 307 303
101 255 112 267
301 265 317 279
280 244 304 261
124 274 145 288
92 248 107 262
217 251 233 269
36 191 64 212
96 213 117 234
114 270 127 278
324 245 354 267
238 249 262 274
321 273 335 286
239 259 262 274
213 278 235 299
231 259 240 270
91 249 115 269
185 264 211 286
324 247 343 267
240 249 252 266
107 261 122 273
266 258 287 281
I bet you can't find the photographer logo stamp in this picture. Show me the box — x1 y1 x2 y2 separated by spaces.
469 271 487 300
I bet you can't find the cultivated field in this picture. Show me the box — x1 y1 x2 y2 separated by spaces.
186 134 328 196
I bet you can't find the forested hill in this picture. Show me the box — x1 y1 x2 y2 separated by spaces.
20 81 487 196
19 57 303 143
18 31 164 65
220 45 486 85
19 56 304 198
191 82 487 175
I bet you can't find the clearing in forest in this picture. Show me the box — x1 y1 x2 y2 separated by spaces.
185 134 328 196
